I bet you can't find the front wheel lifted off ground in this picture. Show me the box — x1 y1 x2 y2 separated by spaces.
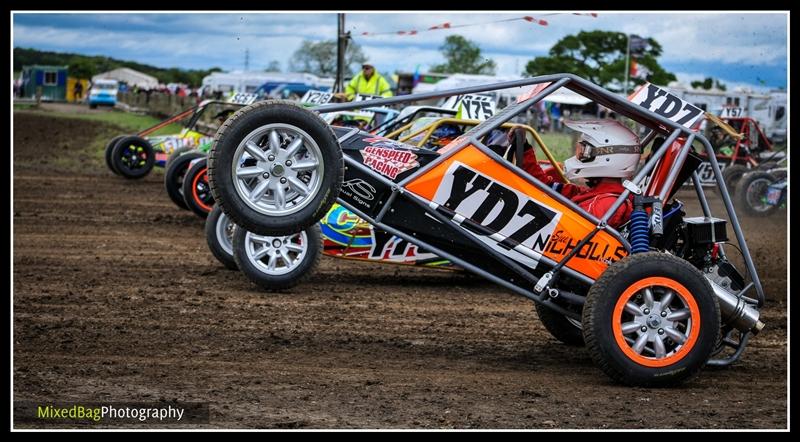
582 252 720 387
208 100 343 237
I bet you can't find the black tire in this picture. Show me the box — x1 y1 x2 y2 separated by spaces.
582 252 720 387
232 223 322 291
182 158 214 218
205 205 238 270
165 146 194 169
110 135 156 179
164 151 205 210
208 100 344 236
534 302 584 346
105 135 126 175
734 171 779 217
717 164 748 199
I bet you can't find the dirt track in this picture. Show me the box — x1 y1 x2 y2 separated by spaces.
13 110 788 429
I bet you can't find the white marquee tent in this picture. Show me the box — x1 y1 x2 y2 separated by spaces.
92 68 159 89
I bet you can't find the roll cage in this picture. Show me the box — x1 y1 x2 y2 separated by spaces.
309 73 765 314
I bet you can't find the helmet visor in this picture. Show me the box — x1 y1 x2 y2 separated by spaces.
575 141 595 163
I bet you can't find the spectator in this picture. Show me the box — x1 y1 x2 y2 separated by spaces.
336 61 393 101
550 103 562 132
73 80 84 102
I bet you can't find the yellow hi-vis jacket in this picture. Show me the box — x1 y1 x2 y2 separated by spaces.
345 72 393 100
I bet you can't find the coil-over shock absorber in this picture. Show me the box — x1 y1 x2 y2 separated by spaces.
629 195 663 254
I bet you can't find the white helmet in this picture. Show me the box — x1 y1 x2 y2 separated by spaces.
562 119 642 180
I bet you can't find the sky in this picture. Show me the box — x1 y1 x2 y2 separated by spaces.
11 11 789 92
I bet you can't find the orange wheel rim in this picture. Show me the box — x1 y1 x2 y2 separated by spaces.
612 277 701 368
192 168 213 212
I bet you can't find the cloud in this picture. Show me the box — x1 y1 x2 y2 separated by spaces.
12 12 788 88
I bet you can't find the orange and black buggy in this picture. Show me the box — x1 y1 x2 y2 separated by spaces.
207 74 767 387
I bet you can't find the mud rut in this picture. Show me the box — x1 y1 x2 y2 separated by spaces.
13 112 787 428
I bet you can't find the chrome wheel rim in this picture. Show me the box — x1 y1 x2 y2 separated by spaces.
618 286 693 360
745 177 774 212
216 211 235 256
244 230 308 276
231 123 324 216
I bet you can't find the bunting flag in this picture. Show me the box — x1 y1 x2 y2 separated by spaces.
358 13 596 37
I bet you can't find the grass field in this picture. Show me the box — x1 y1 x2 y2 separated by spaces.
535 132 574 163
13 105 184 173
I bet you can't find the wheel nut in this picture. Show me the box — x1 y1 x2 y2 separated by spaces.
285 160 292 166
280 177 287 184
658 328 665 335
262 172 269 179
643 308 650 315
641 326 648 333
268 155 275 161
661 311 667 317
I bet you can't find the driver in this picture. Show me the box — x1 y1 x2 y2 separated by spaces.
519 119 642 228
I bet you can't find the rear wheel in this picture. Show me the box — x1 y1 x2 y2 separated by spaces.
110 135 155 179
232 223 322 291
182 158 214 218
583 252 720 387
205 205 238 270
717 164 748 200
208 100 343 236
534 302 584 346
105 135 126 174
734 171 779 217
164 151 205 210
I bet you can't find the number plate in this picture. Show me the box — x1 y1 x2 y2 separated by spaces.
628 83 704 129
228 93 257 105
721 107 744 118
301 90 333 105
441 94 496 121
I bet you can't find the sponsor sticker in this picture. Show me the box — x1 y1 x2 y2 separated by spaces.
361 137 420 179
431 161 562 269
341 178 377 208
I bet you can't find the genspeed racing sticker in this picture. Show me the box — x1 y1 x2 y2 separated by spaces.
430 161 561 269
361 136 420 180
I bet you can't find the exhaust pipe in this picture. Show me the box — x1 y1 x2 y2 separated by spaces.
707 278 765 335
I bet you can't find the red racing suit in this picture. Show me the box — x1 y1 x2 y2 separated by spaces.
522 149 633 229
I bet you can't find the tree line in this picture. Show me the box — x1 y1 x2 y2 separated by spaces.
13 47 223 87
